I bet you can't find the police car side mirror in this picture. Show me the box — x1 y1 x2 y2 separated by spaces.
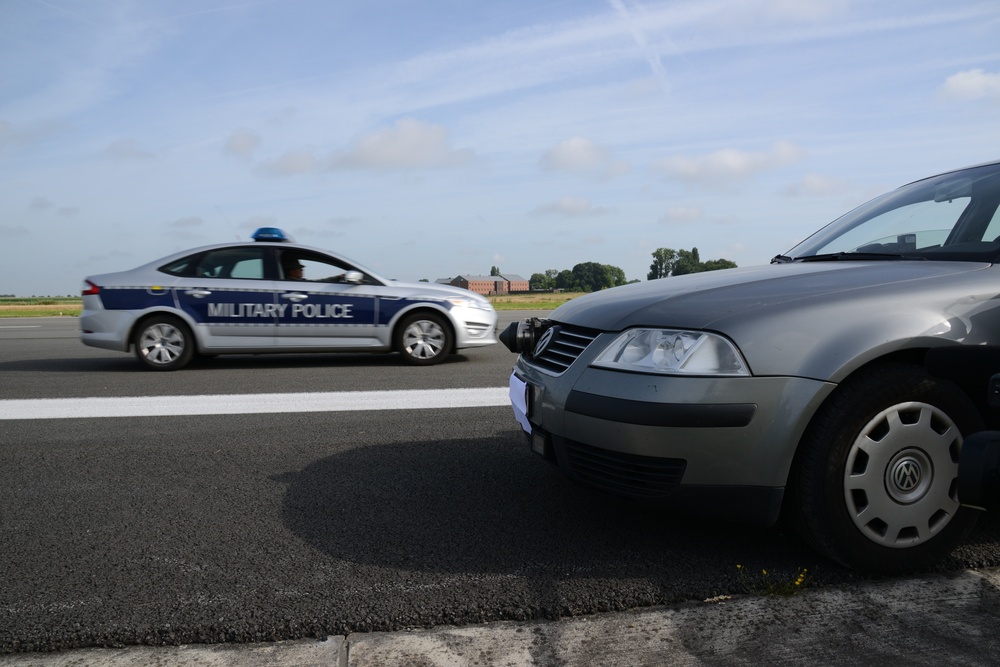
343 271 364 284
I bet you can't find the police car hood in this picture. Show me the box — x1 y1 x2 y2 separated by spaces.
548 261 991 331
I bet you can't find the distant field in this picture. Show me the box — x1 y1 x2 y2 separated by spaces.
0 292 575 318
487 292 583 310
0 298 82 318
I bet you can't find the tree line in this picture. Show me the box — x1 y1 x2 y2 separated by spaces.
647 247 736 280
526 247 736 292
529 262 632 292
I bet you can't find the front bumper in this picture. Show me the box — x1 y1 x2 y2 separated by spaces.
510 359 835 525
450 306 498 349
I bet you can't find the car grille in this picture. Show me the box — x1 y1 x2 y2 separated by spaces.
528 325 600 374
564 439 686 498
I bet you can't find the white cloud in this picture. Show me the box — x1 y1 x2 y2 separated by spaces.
30 197 53 211
652 141 803 188
0 225 30 238
939 69 1000 101
541 136 609 171
256 150 319 177
658 206 704 224
328 119 475 170
168 216 203 229
531 196 611 216
224 128 261 161
783 172 851 197
105 138 154 160
540 136 630 179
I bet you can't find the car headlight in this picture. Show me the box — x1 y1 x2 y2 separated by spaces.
591 329 749 376
447 296 493 311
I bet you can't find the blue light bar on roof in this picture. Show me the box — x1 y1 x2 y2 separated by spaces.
251 227 293 242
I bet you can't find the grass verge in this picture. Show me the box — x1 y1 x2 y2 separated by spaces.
0 298 83 318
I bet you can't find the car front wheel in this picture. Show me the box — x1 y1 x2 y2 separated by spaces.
792 363 981 573
132 315 194 371
395 313 452 365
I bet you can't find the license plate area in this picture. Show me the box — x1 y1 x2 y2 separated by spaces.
508 371 532 433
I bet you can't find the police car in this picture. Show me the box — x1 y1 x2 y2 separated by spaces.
80 228 498 370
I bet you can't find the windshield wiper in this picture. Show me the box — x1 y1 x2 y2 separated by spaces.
797 252 925 262
770 254 793 264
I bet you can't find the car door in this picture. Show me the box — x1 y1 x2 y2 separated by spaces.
173 246 279 349
274 250 380 348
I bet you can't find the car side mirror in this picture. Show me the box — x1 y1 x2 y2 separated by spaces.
343 270 364 284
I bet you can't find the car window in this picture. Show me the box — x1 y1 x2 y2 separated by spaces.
279 250 356 283
980 206 1000 243
196 248 265 280
786 163 1000 261
811 198 969 255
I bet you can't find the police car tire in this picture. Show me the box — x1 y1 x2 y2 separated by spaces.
395 312 452 366
791 362 980 573
132 314 195 371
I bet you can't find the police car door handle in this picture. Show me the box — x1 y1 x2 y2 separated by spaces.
184 289 212 298
281 292 308 302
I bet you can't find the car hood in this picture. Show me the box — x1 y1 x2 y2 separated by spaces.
549 262 992 331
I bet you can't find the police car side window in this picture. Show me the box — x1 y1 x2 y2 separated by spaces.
197 248 265 280
281 251 354 283
160 255 201 277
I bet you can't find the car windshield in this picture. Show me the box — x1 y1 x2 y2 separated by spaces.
783 162 1000 262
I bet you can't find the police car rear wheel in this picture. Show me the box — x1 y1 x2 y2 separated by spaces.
133 315 194 371
396 313 452 366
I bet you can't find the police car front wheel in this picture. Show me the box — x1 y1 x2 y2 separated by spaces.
133 314 194 371
396 313 452 366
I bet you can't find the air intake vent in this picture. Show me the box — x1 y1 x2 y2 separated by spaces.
527 324 600 374
564 439 686 498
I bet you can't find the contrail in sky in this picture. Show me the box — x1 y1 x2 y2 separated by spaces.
608 0 670 89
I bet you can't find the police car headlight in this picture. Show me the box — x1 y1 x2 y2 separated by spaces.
448 296 493 311
591 329 749 376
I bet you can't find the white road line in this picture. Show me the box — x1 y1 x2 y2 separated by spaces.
0 388 511 420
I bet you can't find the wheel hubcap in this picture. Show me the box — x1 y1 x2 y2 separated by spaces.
844 402 961 548
404 321 445 359
139 324 184 364
885 449 932 503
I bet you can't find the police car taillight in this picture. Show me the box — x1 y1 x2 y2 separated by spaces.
251 227 293 242
82 280 100 296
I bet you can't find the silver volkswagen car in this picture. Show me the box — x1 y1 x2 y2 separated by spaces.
81 228 497 370
501 159 1000 572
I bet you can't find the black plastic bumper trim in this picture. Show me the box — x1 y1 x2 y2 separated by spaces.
566 390 756 428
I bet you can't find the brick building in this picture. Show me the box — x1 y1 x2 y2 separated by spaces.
437 274 530 296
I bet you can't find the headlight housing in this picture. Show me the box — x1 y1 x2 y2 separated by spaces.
447 296 493 311
591 328 749 376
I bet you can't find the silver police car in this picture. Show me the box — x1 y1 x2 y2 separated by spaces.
81 228 497 370
501 159 1000 572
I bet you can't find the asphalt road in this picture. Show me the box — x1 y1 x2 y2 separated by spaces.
3 316 1000 655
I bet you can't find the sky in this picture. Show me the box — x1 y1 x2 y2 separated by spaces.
2 0 1000 297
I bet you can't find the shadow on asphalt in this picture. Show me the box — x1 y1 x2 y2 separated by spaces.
275 434 850 594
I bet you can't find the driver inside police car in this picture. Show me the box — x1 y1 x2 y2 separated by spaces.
283 259 305 280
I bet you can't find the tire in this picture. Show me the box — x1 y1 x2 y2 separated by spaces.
792 362 981 573
132 314 194 371
395 312 452 366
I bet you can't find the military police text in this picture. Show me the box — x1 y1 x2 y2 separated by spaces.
208 303 354 319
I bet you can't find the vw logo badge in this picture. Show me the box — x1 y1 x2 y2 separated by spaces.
892 459 921 492
533 326 557 357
